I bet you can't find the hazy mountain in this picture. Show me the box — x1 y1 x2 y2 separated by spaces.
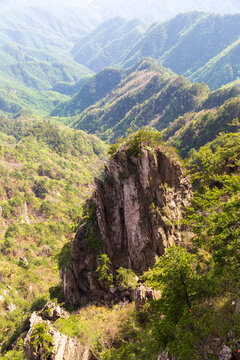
188 39 240 89
0 2 94 115
0 1 95 40
71 59 210 141
87 0 240 24
72 17 146 72
118 12 240 89
0 1 240 116
51 68 127 117
74 13 240 90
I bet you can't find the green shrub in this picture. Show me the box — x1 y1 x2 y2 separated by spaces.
57 242 71 270
83 202 101 250
30 323 54 360
109 128 162 158
96 254 113 287
116 267 138 289
1 203 12 219
32 180 48 199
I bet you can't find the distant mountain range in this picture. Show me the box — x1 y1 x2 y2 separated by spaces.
72 13 240 90
50 59 240 147
87 0 240 24
72 18 146 72
0 2 94 115
3 0 239 28
1 2 240 116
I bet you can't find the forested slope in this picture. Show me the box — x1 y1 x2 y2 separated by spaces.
0 117 107 355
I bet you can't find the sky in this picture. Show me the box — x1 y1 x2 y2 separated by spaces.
1 0 240 29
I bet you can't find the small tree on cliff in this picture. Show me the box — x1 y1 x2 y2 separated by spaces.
108 127 163 157
145 247 202 319
30 323 54 360
96 254 113 287
144 247 207 358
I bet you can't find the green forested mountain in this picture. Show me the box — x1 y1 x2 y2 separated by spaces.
1 5 240 117
0 2 240 359
0 43 91 91
51 59 240 145
72 12 240 90
0 117 107 354
188 39 240 89
72 17 146 72
119 12 206 68
0 2 94 116
51 68 127 117
0 44 91 116
165 94 240 157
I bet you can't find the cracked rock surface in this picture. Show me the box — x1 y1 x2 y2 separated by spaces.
61 146 191 305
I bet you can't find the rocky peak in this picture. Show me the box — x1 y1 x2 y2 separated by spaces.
60 138 192 306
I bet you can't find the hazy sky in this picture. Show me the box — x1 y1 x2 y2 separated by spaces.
1 0 240 28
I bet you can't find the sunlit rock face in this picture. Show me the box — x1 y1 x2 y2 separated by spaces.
60 146 191 305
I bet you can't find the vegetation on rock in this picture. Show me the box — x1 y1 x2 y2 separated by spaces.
1 4 240 359
52 127 240 360
30 323 54 360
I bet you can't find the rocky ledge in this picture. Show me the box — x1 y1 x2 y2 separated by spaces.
23 302 90 360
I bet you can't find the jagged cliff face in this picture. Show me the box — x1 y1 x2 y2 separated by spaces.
61 146 191 305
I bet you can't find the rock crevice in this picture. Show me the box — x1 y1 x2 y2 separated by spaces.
61 146 191 305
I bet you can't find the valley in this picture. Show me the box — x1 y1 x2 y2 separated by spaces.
0 1 239 360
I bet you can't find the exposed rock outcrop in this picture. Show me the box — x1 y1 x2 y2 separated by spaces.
134 284 161 310
39 301 69 321
218 345 233 360
60 145 191 305
158 351 178 360
23 302 90 360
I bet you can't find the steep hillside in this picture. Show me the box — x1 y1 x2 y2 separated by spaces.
121 13 240 89
72 17 146 72
0 3 94 116
189 38 240 89
71 60 209 141
165 92 240 157
51 68 127 117
73 12 240 90
0 117 107 355
30 128 240 360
